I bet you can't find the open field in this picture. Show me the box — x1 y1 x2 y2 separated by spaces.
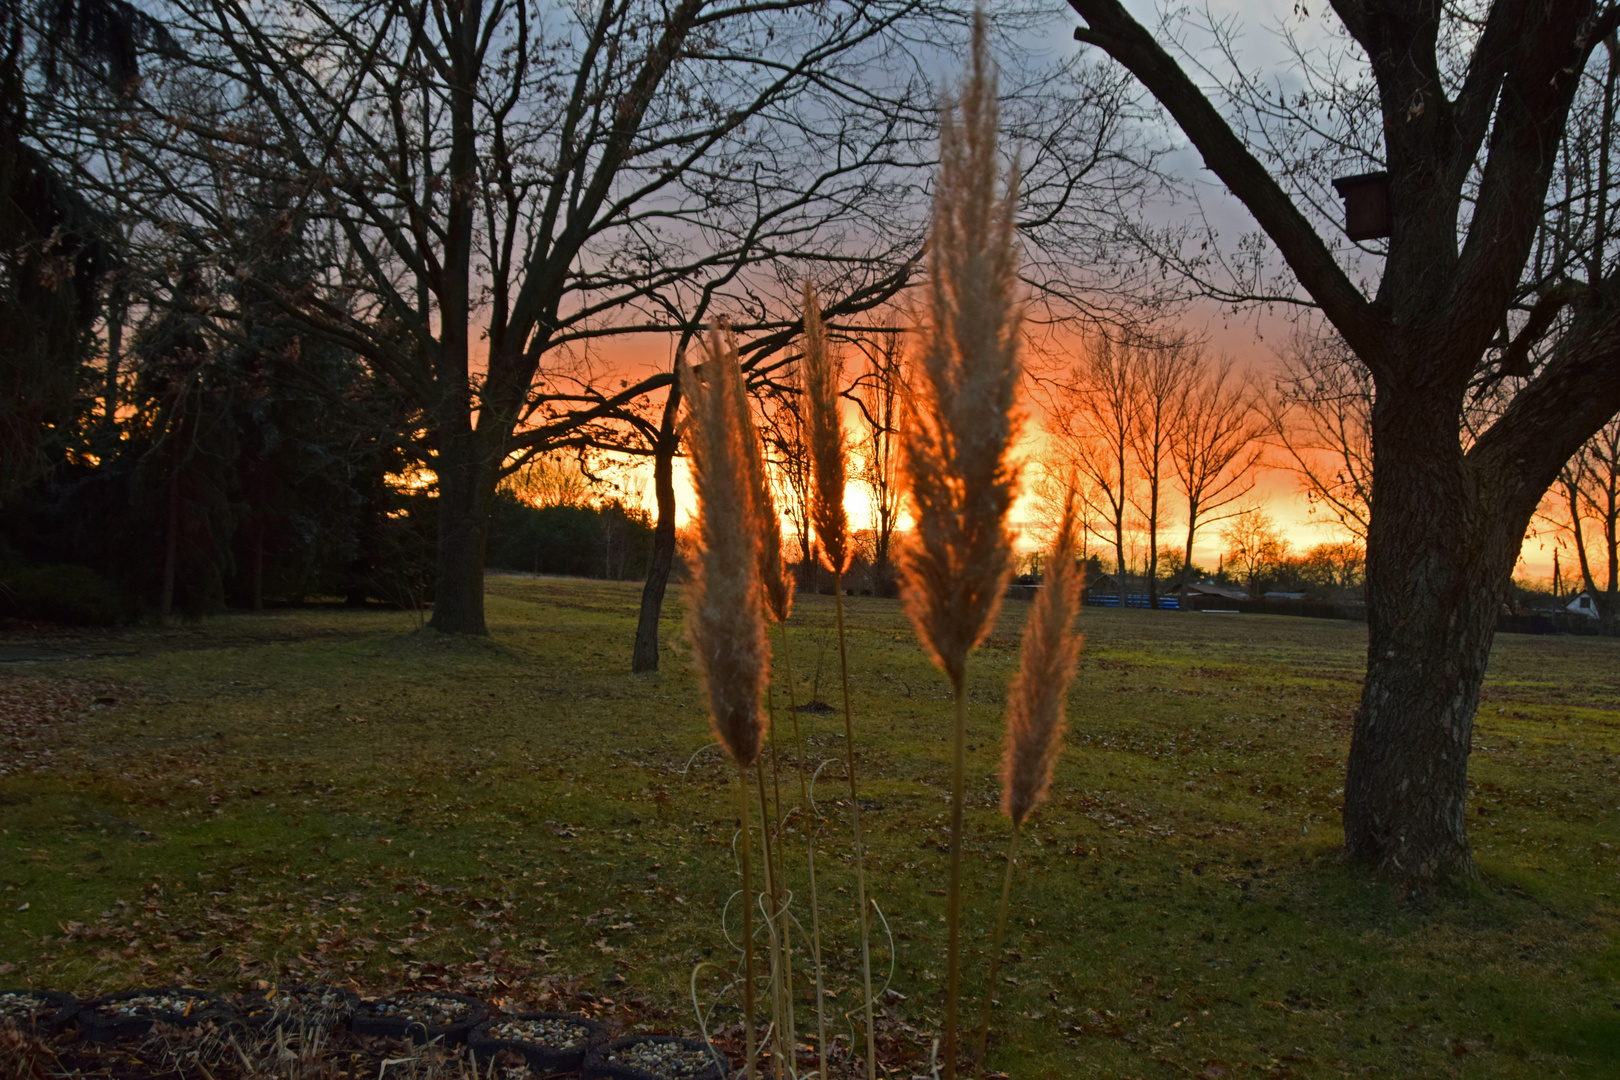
1 575 1617 1078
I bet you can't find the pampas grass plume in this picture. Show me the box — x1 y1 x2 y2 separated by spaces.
803 283 851 574
899 14 1023 688
731 354 793 624
1001 488 1083 825
682 323 769 768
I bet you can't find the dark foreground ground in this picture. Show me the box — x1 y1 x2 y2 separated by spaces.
1 575 1617 1078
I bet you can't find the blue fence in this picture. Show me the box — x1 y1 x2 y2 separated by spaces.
1085 592 1179 610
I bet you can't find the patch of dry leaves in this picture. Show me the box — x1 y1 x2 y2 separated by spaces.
0 676 131 780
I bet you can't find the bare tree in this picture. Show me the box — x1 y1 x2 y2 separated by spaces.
1127 337 1191 606
851 330 904 593
1301 540 1367 592
1070 0 1620 878
503 450 596 509
48 0 942 634
1045 333 1138 605
1268 327 1374 541
1171 349 1266 580
1220 507 1288 599
761 372 815 580
1554 418 1620 632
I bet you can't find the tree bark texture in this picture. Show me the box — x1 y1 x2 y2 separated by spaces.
633 378 682 672
160 467 180 626
428 425 496 636
1344 396 1514 875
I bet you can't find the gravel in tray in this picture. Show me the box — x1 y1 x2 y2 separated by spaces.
94 993 211 1019
602 1039 716 1079
0 991 58 1026
484 1015 593 1047
359 994 477 1027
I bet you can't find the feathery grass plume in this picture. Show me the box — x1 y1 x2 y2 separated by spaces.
900 26 1021 686
734 359 794 625
681 322 769 1079
803 280 878 1080
974 486 1083 1070
683 323 770 769
1000 487 1082 826
803 282 850 575
897 12 1022 1079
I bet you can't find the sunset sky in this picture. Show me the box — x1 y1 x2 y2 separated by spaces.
571 309 1565 587
519 0 1576 588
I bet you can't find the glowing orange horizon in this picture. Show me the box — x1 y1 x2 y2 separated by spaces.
493 321 1565 585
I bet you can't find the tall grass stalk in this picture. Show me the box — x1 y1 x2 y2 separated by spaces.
682 324 771 1079
802 282 877 1080
737 343 800 1079
973 488 1083 1071
832 581 874 1077
755 757 787 1080
766 694 795 1076
973 822 1019 1073
897 15 1023 1078
779 620 829 1080
736 766 759 1079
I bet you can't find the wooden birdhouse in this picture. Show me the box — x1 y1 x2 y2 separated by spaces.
1332 171 1392 241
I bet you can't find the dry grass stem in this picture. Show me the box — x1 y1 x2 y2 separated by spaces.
736 764 760 1080
777 620 830 1080
682 323 770 770
897 14 1023 1079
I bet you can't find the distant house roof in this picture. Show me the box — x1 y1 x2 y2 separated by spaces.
1566 592 1602 618
1087 572 1153 592
1263 590 1309 600
1181 580 1249 601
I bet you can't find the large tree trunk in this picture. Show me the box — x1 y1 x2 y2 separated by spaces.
633 379 682 672
1341 395 1523 879
160 468 180 627
428 433 495 636
249 517 265 613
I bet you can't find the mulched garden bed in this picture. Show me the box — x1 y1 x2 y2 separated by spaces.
0 983 738 1079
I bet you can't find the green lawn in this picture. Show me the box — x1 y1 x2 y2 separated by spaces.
1 575 1617 1078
